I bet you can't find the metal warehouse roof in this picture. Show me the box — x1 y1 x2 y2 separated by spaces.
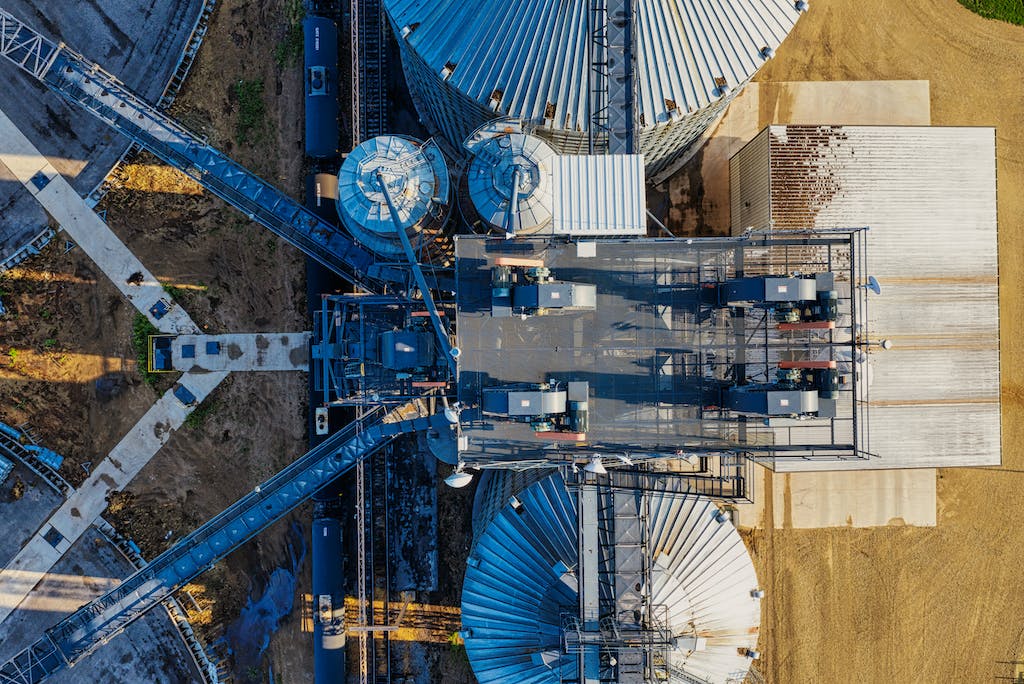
731 125 1000 471
461 473 762 683
384 0 803 132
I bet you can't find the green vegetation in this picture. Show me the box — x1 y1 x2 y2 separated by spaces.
43 338 57 350
185 400 220 430
131 313 160 387
958 0 1024 24
233 79 267 146
39 308 52 320
274 0 306 67
7 348 19 366
162 283 188 302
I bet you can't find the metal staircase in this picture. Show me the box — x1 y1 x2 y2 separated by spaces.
0 404 445 684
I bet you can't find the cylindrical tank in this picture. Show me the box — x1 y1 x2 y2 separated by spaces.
463 120 557 236
303 16 339 159
336 135 451 257
312 515 346 681
383 0 805 178
462 473 762 684
305 172 340 224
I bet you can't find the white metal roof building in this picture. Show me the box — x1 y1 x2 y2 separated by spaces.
336 135 451 257
463 120 648 237
730 125 1001 471
383 0 806 177
461 473 763 683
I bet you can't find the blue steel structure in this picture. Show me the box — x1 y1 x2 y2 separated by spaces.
0 8 400 292
0 405 444 684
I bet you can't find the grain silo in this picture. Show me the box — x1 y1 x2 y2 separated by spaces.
463 120 558 236
336 135 451 257
461 472 763 683
383 0 806 179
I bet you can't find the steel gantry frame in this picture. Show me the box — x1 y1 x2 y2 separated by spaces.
0 7 400 292
587 0 637 155
0 405 446 684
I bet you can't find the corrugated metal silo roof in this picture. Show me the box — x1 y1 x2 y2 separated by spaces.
384 0 804 132
462 473 762 683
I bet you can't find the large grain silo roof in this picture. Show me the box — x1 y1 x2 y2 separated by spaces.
384 0 803 130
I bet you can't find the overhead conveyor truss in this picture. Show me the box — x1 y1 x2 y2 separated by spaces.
0 8 402 293
0 405 443 684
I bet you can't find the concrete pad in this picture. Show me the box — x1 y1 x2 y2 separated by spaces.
772 469 936 528
0 465 62 568
0 106 198 334
169 332 313 372
0 531 200 684
0 370 227 625
0 0 205 263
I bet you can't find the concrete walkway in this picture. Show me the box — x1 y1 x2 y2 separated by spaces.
167 332 312 372
0 370 227 625
0 106 198 334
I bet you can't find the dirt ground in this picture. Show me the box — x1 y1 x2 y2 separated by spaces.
712 2 1024 682
3 0 313 680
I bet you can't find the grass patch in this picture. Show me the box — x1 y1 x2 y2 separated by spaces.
234 79 267 146
185 400 220 430
958 0 1024 24
274 0 306 67
131 313 160 387
162 283 188 302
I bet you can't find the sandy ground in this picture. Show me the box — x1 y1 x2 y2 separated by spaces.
696 2 1024 681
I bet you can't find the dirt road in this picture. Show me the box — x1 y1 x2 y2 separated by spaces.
743 2 1024 681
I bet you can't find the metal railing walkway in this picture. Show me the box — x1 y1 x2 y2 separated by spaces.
0 8 402 293
0 404 444 684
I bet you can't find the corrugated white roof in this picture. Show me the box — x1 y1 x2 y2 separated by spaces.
384 0 803 132
732 125 1000 471
551 154 648 236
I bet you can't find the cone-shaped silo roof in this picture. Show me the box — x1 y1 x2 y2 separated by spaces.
462 473 762 683
384 0 804 133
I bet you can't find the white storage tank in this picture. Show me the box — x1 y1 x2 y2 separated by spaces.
336 135 451 257
464 120 557 236
383 0 806 179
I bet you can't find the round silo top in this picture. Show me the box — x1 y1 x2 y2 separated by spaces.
384 0 804 132
337 135 450 256
462 472 763 684
468 132 556 234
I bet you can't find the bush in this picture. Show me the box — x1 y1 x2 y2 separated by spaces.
958 0 1024 25
234 79 267 146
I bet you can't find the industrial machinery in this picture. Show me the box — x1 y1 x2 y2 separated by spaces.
490 257 597 318
312 295 451 407
481 381 590 439
713 273 840 325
